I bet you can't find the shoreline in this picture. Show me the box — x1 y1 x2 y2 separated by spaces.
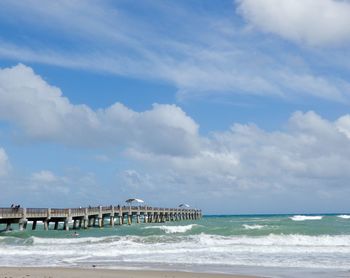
0 267 260 278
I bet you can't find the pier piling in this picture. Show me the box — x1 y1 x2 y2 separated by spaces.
0 205 202 231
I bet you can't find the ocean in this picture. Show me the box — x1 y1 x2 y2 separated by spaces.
1 214 350 278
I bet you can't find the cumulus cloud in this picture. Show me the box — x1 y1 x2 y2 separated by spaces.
0 148 10 176
336 115 350 138
237 0 350 46
1 63 350 211
126 111 350 201
0 64 200 156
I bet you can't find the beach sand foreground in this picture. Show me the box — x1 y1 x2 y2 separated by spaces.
0 267 259 278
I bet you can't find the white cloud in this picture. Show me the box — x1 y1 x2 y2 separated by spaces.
1 63 350 211
0 2 348 102
0 148 10 176
31 170 58 183
10 169 110 207
237 0 350 46
126 111 350 202
29 170 69 195
336 114 350 138
0 64 200 156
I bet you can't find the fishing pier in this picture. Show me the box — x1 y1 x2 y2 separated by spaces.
0 205 202 231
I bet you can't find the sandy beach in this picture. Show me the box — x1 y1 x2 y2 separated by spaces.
0 267 259 278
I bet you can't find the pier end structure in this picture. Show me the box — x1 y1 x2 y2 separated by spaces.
0 206 202 231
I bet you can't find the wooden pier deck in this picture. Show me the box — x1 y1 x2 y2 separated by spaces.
0 206 202 231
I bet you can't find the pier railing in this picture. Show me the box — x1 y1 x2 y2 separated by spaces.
0 208 24 218
0 205 202 231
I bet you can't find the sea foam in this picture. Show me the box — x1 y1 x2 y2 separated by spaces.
290 215 323 221
337 215 350 219
2 233 350 270
144 224 198 234
2 215 350 273
242 224 265 230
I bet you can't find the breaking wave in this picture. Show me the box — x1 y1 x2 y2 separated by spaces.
1 233 350 269
290 215 323 221
242 224 265 230
337 215 350 219
144 224 198 234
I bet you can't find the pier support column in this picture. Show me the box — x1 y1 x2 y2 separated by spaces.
43 220 49 230
47 208 51 220
83 208 89 229
5 223 11 231
32 220 37 230
64 219 69 231
88 217 93 227
67 209 72 226
98 217 103 228
44 208 51 231
98 206 103 228
19 208 27 231
137 214 140 224
110 216 115 227
73 220 77 229
83 219 88 229
110 206 115 227
98 216 105 228
78 219 82 228
54 221 59 230
144 213 148 223
128 213 132 225
19 219 27 231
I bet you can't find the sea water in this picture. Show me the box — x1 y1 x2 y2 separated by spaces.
1 214 350 277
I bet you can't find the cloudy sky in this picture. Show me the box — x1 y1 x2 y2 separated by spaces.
1 0 350 214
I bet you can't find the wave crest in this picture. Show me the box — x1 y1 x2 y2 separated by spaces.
144 224 198 234
290 215 323 221
242 224 265 230
337 215 350 219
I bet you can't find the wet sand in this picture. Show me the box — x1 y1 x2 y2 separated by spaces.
0 267 260 278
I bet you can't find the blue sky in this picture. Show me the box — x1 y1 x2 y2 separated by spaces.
1 0 350 214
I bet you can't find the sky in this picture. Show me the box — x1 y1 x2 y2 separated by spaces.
1 0 350 214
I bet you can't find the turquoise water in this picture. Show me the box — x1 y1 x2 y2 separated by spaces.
1 214 350 277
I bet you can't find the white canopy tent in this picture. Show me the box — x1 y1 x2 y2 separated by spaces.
125 198 144 204
179 203 190 208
